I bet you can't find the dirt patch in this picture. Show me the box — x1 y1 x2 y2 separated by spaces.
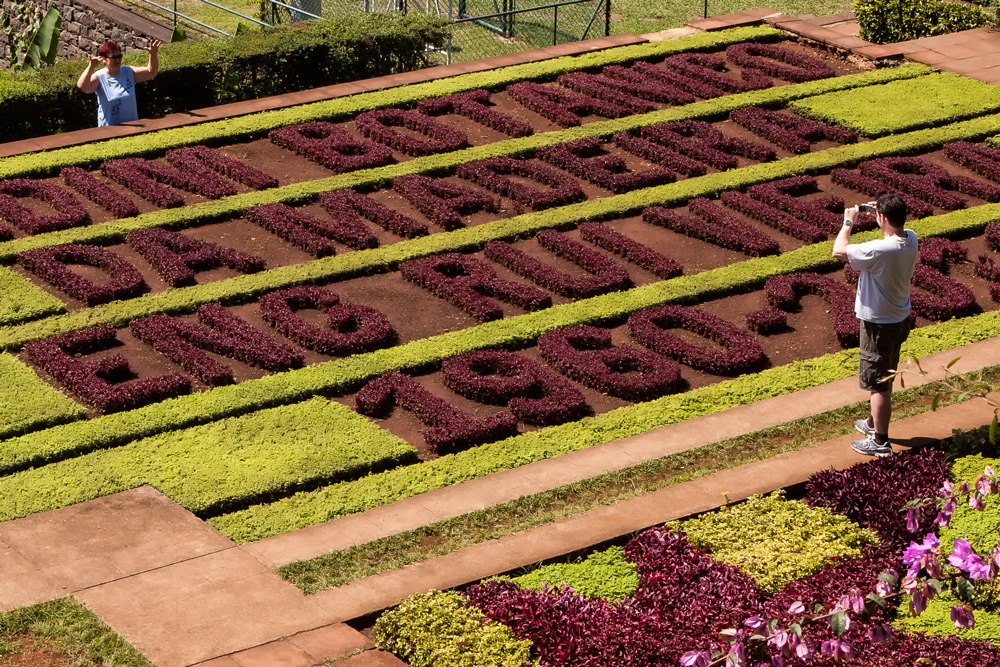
0 633 73 667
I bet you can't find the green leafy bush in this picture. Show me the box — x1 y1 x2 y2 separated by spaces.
855 0 989 44
939 454 1000 610
894 592 1000 645
0 352 84 441
504 545 639 602
790 73 1000 137
0 266 64 326
373 590 536 667
673 491 879 592
0 14 448 142
0 396 417 520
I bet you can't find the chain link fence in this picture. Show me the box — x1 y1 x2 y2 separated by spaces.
272 0 609 64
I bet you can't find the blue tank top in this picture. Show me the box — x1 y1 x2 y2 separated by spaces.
95 67 138 127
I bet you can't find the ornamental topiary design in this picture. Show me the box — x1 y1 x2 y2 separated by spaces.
455 157 585 211
725 42 835 82
61 166 140 219
354 108 470 157
641 119 776 170
126 227 266 287
392 174 500 229
612 131 708 177
417 89 534 137
830 167 936 219
505 80 630 127
317 188 428 239
440 349 588 426
762 272 857 346
244 202 378 256
101 157 238 203
0 179 88 234
601 64 698 104
17 243 147 306
721 189 829 243
643 199 781 257
537 325 683 401
356 370 519 453
268 121 395 173
164 145 279 191
859 157 1000 210
730 105 857 154
535 137 676 193
745 175 845 233
399 252 551 321
673 490 880 593
484 229 632 298
23 325 191 413
373 589 535 667
555 71 659 114
804 447 949 548
129 304 304 386
579 221 683 279
258 285 396 356
627 304 766 375
662 52 772 95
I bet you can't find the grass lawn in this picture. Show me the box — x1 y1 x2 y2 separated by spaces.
118 0 855 54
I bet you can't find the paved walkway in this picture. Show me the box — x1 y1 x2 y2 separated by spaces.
5 11 1000 666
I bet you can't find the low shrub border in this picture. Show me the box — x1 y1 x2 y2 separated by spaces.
0 396 418 520
207 308 1000 542
0 352 85 441
2 200 998 474
0 266 65 326
3 102 995 346
0 26 788 181
0 63 934 265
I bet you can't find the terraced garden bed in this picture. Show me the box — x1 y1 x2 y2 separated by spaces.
3 24 1000 554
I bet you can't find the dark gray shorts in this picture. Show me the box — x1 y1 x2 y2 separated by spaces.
859 318 911 393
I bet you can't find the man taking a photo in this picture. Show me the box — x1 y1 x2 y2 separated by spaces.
833 193 918 457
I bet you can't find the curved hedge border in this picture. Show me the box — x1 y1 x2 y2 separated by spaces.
3 90 988 348
208 308 1000 542
0 63 934 266
0 26 785 181
2 198 999 475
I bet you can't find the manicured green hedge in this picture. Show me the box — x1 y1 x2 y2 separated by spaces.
10 89 996 354
0 396 416 520
894 593 1000 645
504 545 638 602
0 353 85 441
673 491 878 593
373 590 537 667
855 0 989 44
0 267 65 326
0 15 449 143
2 197 997 475
0 26 785 179
0 62 933 263
207 308 1000 542
790 73 1000 138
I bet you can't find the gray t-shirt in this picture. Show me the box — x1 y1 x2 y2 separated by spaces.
846 229 918 324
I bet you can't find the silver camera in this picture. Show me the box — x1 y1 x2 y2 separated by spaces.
858 203 876 213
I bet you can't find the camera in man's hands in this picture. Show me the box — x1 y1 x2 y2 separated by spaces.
858 203 876 213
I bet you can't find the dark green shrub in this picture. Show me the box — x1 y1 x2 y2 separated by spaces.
855 0 989 44
0 14 448 142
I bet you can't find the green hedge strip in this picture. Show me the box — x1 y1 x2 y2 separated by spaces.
0 62 933 265
2 198 996 481
0 396 417 521
208 308 1000 542
0 353 85 441
8 85 990 356
790 73 1000 137
0 26 784 180
0 267 65 326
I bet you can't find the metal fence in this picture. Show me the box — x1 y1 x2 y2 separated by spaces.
265 0 610 64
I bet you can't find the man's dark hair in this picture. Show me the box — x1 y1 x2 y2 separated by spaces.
98 40 121 58
876 193 907 228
